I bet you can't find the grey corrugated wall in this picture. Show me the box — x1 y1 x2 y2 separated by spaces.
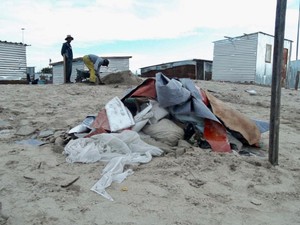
212 34 258 82
0 41 27 80
288 60 300 89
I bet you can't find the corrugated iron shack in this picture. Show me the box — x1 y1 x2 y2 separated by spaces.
212 31 293 86
50 56 132 84
288 60 300 89
140 59 213 80
0 40 28 81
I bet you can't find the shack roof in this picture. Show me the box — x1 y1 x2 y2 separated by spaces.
140 58 212 71
213 31 293 43
50 56 132 66
0 40 29 46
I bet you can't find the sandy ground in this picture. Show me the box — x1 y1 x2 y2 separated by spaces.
0 74 300 225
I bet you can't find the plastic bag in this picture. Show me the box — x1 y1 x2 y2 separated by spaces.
63 130 163 201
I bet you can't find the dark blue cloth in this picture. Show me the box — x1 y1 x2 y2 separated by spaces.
61 42 73 82
65 60 72 82
61 42 73 61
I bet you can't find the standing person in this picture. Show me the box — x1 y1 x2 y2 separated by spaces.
83 54 109 84
61 35 74 83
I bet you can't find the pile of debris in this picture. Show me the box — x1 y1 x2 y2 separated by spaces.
62 72 269 201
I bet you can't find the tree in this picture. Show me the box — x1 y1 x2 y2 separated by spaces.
41 67 53 74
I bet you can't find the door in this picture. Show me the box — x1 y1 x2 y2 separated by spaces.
281 48 288 87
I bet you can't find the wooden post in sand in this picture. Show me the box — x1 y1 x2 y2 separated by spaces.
269 0 287 165
63 55 67 83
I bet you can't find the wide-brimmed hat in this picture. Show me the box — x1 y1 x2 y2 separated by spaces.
65 35 74 41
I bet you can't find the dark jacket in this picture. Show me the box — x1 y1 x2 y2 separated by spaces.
61 42 73 61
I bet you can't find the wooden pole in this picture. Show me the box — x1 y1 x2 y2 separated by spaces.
63 55 67 83
269 0 287 165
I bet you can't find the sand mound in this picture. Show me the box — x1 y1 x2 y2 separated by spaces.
102 70 143 85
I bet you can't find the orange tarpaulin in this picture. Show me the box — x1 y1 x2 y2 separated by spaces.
203 119 231 152
204 90 260 146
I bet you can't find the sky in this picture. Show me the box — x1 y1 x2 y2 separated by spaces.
0 0 299 74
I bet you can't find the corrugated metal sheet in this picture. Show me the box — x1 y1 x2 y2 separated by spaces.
212 32 293 85
0 41 27 80
288 60 300 89
142 64 196 79
212 34 258 82
51 56 131 84
140 59 212 80
141 60 196 73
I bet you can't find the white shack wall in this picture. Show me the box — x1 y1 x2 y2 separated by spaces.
255 33 292 85
105 58 130 74
212 32 292 85
212 34 258 82
0 42 27 80
52 58 130 84
52 60 84 84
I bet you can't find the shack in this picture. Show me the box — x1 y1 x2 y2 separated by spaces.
140 59 213 80
212 31 293 86
288 60 300 89
51 56 132 84
0 40 28 81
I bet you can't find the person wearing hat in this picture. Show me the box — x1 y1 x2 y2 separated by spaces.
83 54 109 85
61 35 74 83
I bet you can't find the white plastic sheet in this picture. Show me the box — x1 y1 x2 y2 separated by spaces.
68 116 96 134
105 96 135 132
131 100 169 132
63 130 163 201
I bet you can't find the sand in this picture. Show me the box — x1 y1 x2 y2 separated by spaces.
0 75 300 225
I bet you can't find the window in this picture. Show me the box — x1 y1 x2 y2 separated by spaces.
265 44 272 63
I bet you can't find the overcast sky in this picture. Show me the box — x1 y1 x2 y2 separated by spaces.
0 0 299 74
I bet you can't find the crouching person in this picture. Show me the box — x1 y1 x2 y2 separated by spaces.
83 54 109 84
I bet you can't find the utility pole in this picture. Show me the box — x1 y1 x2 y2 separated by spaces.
21 28 25 43
296 0 300 90
269 0 287 165
297 0 300 60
